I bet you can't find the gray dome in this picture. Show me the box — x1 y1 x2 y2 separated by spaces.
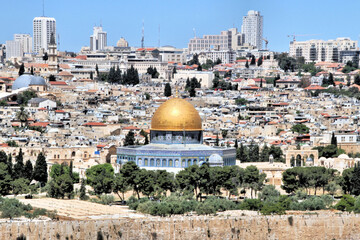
30 76 46 86
12 75 46 91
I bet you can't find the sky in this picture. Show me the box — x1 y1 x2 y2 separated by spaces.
1 0 360 52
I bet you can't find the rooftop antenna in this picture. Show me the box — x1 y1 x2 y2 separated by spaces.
141 20 144 48
42 0 45 17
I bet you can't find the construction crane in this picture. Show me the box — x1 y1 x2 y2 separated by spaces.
287 34 321 42
193 28 197 38
262 38 269 49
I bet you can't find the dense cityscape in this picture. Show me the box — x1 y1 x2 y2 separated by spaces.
1 3 360 239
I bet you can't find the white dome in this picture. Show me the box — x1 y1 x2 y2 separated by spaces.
338 154 350 159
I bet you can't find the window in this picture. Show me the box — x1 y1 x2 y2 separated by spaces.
168 159 173 167
150 158 155 166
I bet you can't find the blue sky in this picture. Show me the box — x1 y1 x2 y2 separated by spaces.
1 0 359 52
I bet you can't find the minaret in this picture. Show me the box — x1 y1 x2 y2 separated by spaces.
48 32 58 73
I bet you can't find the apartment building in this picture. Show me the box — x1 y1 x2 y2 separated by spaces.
289 38 358 63
33 16 56 53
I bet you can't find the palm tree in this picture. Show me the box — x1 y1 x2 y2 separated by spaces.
16 107 29 127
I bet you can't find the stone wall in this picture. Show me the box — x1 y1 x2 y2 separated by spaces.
1 213 360 240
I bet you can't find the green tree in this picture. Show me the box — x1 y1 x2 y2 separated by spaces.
48 173 74 199
354 75 360 85
119 161 141 199
291 124 309 134
42 52 48 62
282 168 300 194
331 132 337 146
258 185 280 203
237 143 248 162
245 60 249 68
33 152 48 186
124 131 136 146
16 107 29 127
12 178 30 195
154 170 175 196
95 64 99 77
260 144 270 162
257 56 263 66
0 162 12 195
164 83 172 97
18 63 25 76
328 73 335 86
85 163 114 195
24 160 33 182
79 178 88 200
113 173 128 201
30 66 34 75
250 55 256 65
176 165 202 200
244 165 266 198
13 149 24 179
351 163 360 196
144 135 149 145
235 98 248 106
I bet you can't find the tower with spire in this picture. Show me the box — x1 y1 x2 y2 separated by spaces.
48 32 58 73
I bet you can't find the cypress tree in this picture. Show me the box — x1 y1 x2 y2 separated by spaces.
355 75 360 85
18 63 25 76
7 154 13 179
79 178 87 200
245 60 249 68
331 132 337 147
33 152 48 186
24 160 33 181
257 56 263 66
124 131 136 146
250 55 256 65
164 83 172 97
13 148 24 179
69 160 73 181
144 135 149 145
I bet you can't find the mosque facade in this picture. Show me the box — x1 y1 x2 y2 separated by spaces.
116 97 236 172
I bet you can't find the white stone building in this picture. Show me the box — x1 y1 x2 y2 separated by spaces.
33 16 56 53
241 10 263 49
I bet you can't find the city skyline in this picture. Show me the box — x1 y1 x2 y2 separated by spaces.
1 0 360 52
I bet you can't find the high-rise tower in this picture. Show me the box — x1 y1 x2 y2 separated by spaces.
90 26 107 52
33 16 56 53
241 10 263 49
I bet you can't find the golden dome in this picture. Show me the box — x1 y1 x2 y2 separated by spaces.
151 98 202 131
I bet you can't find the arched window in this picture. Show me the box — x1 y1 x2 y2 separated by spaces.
162 159 167 167
150 158 155 166
144 158 148 166
169 159 173 167
188 159 192 166
156 159 161 167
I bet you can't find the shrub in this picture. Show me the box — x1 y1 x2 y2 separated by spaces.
238 199 263 211
90 195 115 205
260 202 285 215
353 196 360 213
195 201 216 215
335 195 355 212
0 198 32 219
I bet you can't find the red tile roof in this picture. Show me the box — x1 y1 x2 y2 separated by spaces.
304 85 325 90
49 81 68 85
29 122 50 127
